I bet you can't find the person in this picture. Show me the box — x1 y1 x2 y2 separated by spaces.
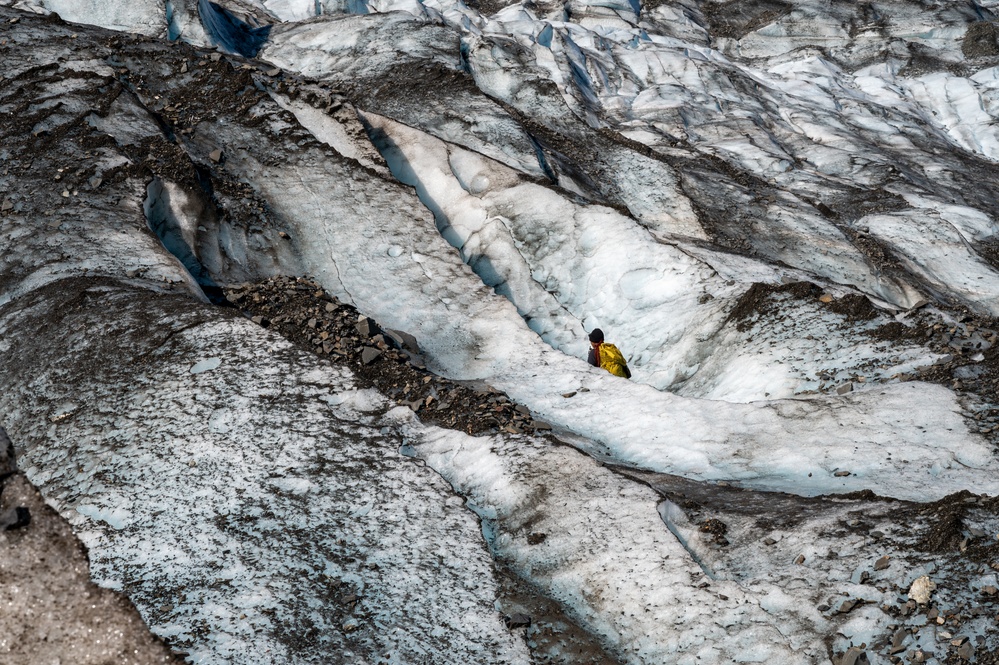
587 328 631 378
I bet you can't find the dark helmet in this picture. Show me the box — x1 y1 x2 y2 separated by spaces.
588 328 604 343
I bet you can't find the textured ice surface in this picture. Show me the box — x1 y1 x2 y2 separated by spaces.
0 473 180 664
0 283 529 665
175 81 998 502
11 0 168 36
403 418 827 664
5 2 999 664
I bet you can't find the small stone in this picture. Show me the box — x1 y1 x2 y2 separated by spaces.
819 294 833 303
385 329 419 354
209 149 223 163
982 585 998 596
88 176 102 189
835 646 867 665
834 470 851 477
361 347 381 365
561 392 577 398
61 190 69 198
794 554 806 565
532 421 552 431
874 556 890 571
926 607 939 620
763 537 777 546
180 62 188 73
957 641 974 661
837 599 858 614
356 317 373 337
325 303 336 313
908 576 936 604
265 67 281 77
891 628 908 654
836 383 854 395
1 198 13 211
505 613 531 629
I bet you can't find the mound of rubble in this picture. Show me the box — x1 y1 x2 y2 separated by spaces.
224 275 552 437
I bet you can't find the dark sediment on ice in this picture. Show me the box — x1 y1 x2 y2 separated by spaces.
225 275 552 437
0 428 183 665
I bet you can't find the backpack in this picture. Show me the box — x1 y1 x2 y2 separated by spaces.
598 343 629 378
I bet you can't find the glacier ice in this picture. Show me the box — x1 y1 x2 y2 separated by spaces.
4 1 999 663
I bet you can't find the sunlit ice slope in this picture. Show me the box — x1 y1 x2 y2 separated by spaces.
4 1 999 664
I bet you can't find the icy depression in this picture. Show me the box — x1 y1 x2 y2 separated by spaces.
2 0 999 663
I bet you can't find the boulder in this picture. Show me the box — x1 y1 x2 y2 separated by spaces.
908 576 936 604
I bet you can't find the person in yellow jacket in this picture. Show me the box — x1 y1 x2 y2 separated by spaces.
587 329 631 378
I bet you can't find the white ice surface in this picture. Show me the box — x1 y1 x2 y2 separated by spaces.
26 0 999 322
189 94 999 503
398 414 828 664
20 0 167 36
358 111 941 399
860 210 999 312
1 304 531 665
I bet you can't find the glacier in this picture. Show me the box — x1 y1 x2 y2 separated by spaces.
2 0 999 663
